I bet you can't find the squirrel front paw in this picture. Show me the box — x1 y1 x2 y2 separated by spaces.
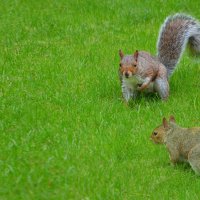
137 83 142 91
137 83 145 91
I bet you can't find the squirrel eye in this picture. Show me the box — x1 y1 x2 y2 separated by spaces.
153 132 158 136
119 63 122 67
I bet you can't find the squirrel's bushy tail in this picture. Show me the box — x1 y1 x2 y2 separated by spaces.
157 14 200 77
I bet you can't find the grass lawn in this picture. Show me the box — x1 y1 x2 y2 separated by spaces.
1 0 200 199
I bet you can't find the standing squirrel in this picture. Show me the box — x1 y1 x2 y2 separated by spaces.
119 14 200 101
150 116 200 175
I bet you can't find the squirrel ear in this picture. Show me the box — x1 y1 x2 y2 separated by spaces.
169 115 176 123
119 49 124 59
133 50 139 61
163 117 168 128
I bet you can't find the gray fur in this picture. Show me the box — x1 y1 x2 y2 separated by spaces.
154 77 169 100
157 13 200 77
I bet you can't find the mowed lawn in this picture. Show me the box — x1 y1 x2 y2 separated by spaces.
1 0 200 199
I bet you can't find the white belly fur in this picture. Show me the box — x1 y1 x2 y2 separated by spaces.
122 75 154 93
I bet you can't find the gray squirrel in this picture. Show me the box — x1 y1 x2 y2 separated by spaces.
119 14 200 101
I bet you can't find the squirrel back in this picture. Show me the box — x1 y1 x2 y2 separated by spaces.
157 14 200 77
151 116 200 145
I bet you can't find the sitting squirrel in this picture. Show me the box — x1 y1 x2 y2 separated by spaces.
119 14 200 101
151 116 200 175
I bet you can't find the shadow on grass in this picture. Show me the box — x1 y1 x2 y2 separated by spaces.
174 162 193 173
164 161 197 176
127 92 161 109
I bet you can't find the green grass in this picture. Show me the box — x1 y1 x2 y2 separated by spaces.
1 0 200 199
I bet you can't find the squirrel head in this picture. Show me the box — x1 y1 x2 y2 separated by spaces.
119 50 138 79
150 116 176 144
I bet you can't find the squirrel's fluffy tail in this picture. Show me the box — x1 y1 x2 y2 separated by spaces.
157 14 200 77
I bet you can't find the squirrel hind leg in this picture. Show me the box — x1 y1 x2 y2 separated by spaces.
188 144 200 175
154 78 169 101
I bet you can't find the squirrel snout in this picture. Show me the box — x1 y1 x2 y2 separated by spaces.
125 72 129 78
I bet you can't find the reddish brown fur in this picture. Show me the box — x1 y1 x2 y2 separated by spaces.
134 50 139 61
120 66 138 75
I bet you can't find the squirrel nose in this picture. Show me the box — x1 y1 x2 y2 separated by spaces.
125 72 129 78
